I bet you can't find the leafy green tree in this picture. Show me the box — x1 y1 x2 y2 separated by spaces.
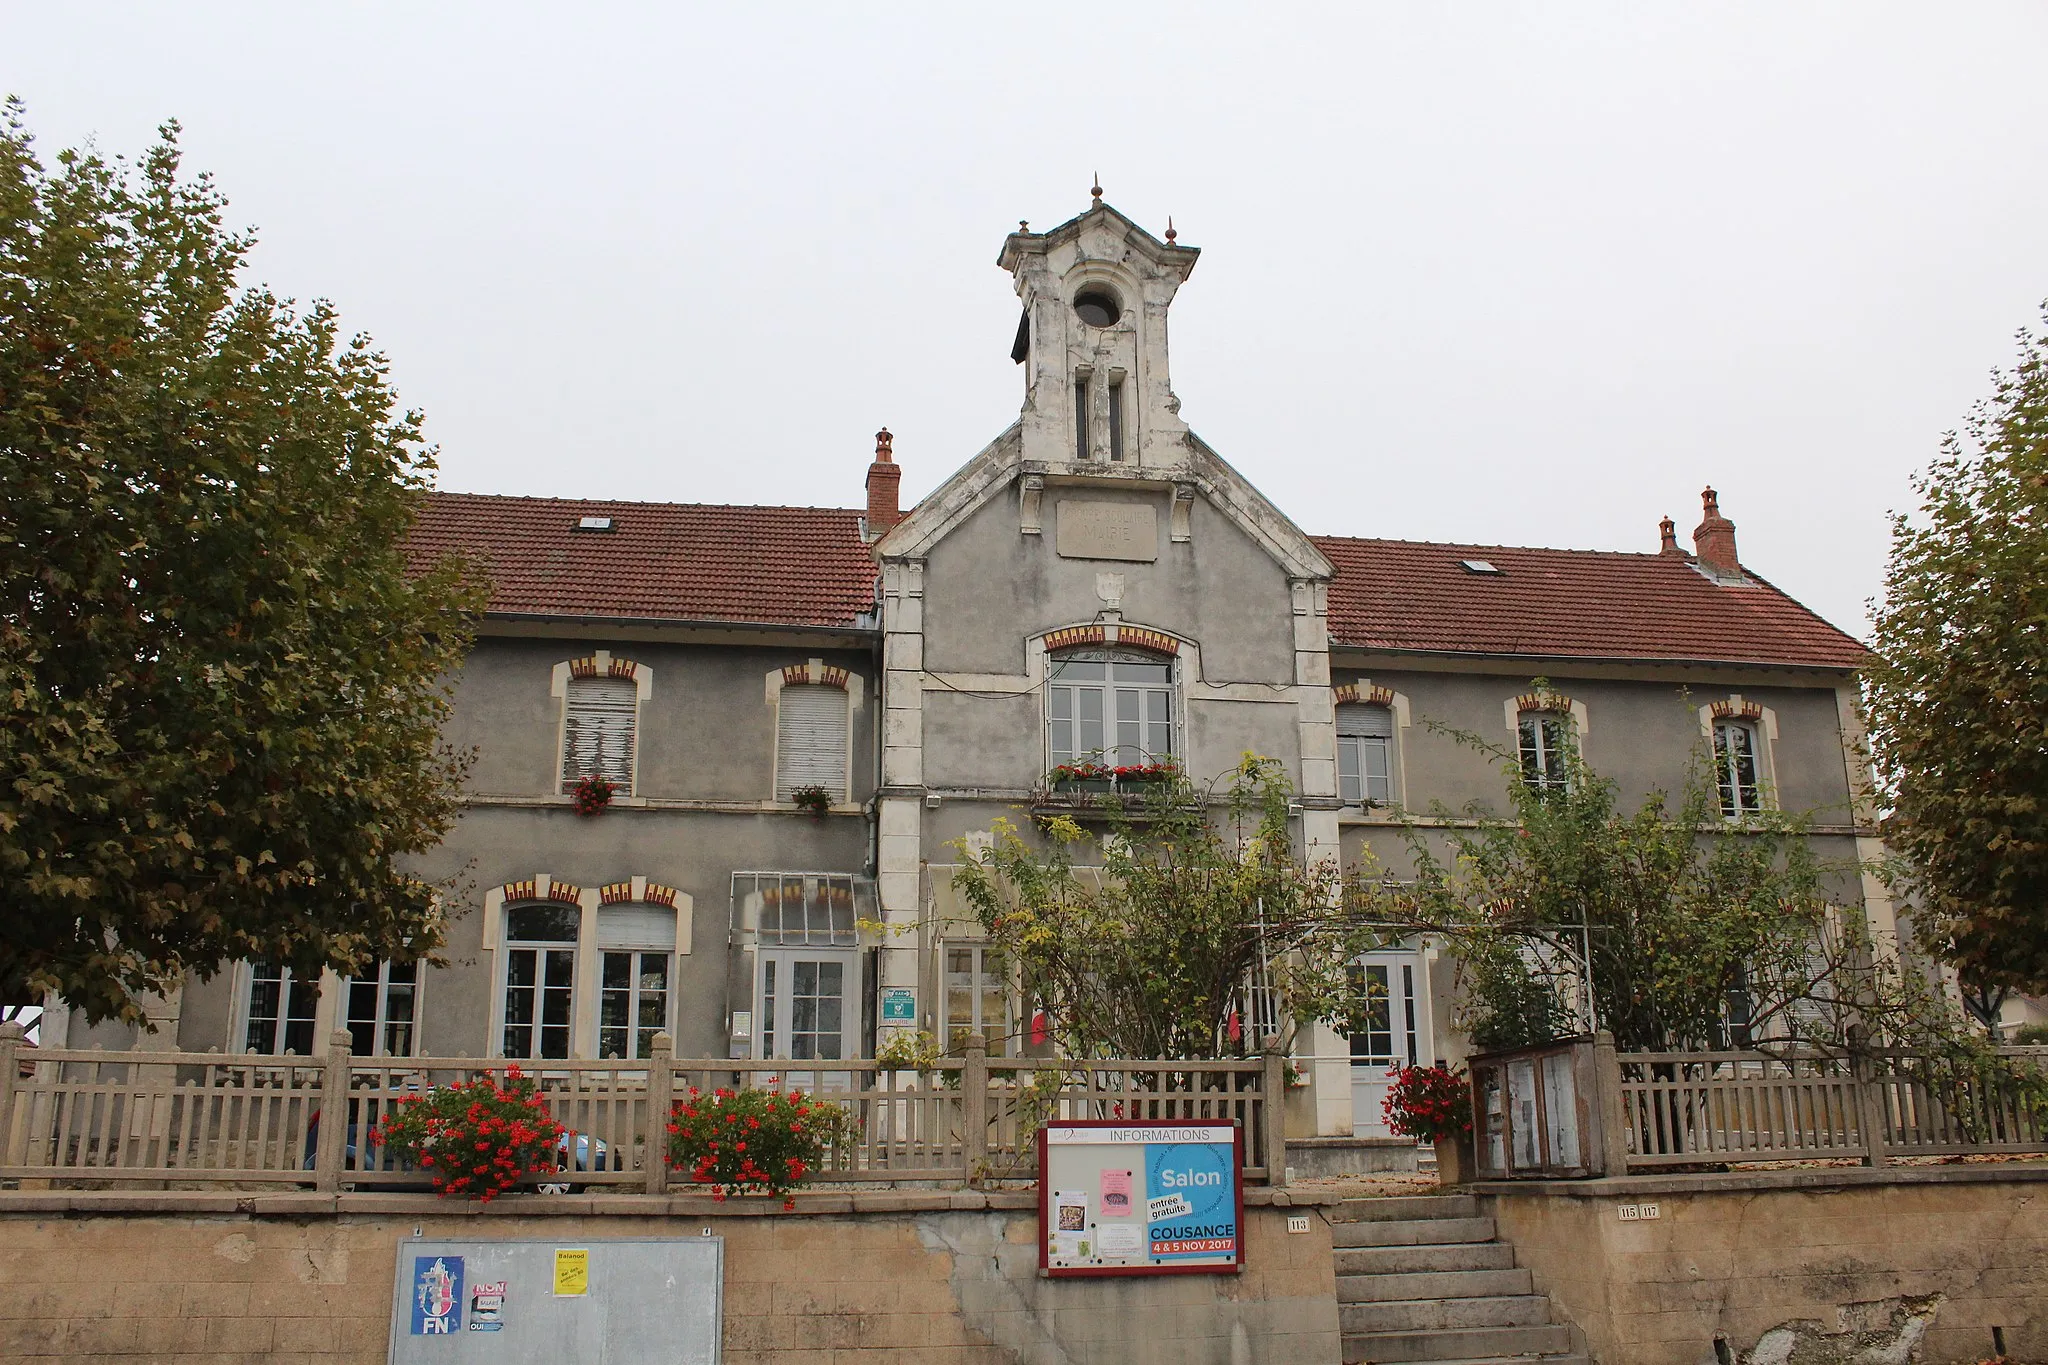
1865 307 2048 1025
948 757 1382 1060
1353 716 1846 1053
0 103 481 1025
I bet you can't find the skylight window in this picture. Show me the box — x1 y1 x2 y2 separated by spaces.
575 516 615 532
1460 559 1501 575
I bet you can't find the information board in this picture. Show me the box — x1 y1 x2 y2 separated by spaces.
387 1236 721 1363
1037 1119 1244 1277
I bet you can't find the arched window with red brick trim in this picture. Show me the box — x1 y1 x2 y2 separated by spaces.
1045 646 1176 771
1713 718 1765 816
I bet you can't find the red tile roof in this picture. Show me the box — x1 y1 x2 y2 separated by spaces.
405 492 879 629
1312 536 1867 669
404 492 1866 668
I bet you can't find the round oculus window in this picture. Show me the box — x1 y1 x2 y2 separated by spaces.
1073 289 1121 328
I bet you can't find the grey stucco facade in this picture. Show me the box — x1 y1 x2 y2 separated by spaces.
42 198 1886 1139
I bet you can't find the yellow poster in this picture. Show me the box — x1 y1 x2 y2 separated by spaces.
552 1247 589 1297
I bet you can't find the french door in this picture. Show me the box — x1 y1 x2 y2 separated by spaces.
754 949 857 1085
1349 951 1431 1137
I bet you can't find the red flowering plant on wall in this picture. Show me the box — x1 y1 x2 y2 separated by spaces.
571 774 616 815
665 1086 851 1210
1380 1062 1474 1144
371 1067 566 1201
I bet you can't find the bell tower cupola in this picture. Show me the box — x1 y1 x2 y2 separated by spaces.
998 188 1199 471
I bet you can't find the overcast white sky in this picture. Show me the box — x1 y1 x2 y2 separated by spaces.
10 3 2047 636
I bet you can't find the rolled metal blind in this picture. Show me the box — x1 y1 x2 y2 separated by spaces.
1336 703 1394 738
597 905 678 951
562 676 638 793
776 684 849 800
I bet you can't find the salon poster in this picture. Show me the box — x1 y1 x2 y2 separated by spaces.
1038 1120 1243 1277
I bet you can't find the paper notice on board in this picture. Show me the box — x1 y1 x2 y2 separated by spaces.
1097 1223 1142 1256
1053 1189 1090 1233
1099 1169 1133 1216
552 1248 589 1297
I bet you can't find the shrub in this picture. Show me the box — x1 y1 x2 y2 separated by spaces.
371 1067 565 1201
665 1086 849 1208
1381 1062 1473 1144
875 1028 940 1074
2012 1023 2048 1046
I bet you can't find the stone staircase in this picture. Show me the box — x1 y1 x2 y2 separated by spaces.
1333 1192 1586 1365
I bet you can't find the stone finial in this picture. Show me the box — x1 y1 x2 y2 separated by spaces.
1165 216 1177 244
1658 515 1682 556
1090 174 1103 205
1018 220 1030 233
1692 487 1740 576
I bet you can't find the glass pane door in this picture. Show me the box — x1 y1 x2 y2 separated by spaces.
1349 952 1430 1137
755 949 857 1087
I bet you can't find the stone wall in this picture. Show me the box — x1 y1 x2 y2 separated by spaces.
1480 1167 2048 1364
0 1190 1340 1365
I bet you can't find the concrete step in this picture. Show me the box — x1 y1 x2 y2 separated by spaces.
1337 1266 1535 1302
1344 1322 1574 1363
1343 1294 1552 1334
1337 1241 1518 1275
1329 1193 1478 1223
1333 1216 1496 1247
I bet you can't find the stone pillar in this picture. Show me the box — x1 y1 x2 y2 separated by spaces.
877 557 928 1008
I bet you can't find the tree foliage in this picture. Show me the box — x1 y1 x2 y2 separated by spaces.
948 757 1383 1060
1865 307 2048 1006
1353 717 1845 1053
0 103 482 1023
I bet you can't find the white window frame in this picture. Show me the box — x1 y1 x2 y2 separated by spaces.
498 902 582 1061
764 661 865 805
942 942 1016 1058
753 948 858 1063
342 959 421 1058
1044 646 1179 771
1336 703 1398 807
596 899 681 1061
1504 693 1589 795
237 960 322 1056
1699 695 1780 817
1347 955 1424 1070
1517 712 1573 792
550 650 655 799
597 948 671 1061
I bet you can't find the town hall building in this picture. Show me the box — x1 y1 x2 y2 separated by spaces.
51 197 1882 1139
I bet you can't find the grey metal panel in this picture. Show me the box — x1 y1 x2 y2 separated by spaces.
388 1236 720 1364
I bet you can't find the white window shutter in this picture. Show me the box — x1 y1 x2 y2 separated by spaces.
562 676 638 794
777 684 849 800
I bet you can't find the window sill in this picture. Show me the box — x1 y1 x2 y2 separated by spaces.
771 801 862 817
462 793 865 816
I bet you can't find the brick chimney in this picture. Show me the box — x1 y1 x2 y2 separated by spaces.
865 428 902 538
1692 487 1740 577
1658 515 1683 556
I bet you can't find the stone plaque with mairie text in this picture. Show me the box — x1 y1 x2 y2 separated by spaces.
1055 501 1158 562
